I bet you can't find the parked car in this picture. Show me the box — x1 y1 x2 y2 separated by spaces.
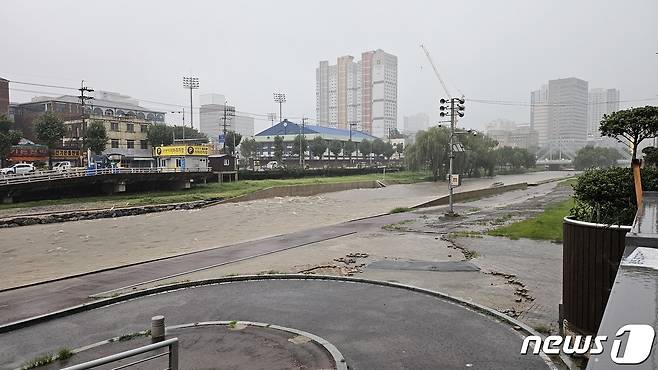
0 163 36 175
53 161 72 171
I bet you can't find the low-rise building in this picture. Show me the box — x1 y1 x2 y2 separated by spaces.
254 119 377 159
63 115 155 167
153 145 209 170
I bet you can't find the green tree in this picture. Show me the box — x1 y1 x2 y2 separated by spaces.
343 140 356 161
359 139 371 159
405 127 450 181
643 147 658 167
34 112 66 166
574 145 621 170
223 130 242 155
0 115 22 166
309 136 328 160
83 120 108 155
328 140 343 160
239 137 258 161
147 124 174 146
372 138 386 157
292 134 308 157
173 126 208 143
382 142 395 159
600 106 658 160
395 143 404 156
273 135 284 163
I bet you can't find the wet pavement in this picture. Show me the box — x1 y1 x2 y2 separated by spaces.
0 279 555 370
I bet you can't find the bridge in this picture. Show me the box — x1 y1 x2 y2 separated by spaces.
0 167 212 203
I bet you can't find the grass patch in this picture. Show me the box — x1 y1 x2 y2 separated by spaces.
488 198 574 242
389 207 411 214
21 353 54 369
534 325 551 335
228 320 238 329
382 219 413 231
0 171 428 211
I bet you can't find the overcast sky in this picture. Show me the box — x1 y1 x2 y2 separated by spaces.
2 0 657 133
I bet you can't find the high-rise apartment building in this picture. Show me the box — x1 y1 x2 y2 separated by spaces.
403 113 430 135
547 77 588 157
316 49 397 138
588 88 620 138
199 93 254 144
530 85 549 147
0 77 8 116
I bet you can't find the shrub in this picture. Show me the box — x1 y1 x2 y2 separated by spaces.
571 167 658 225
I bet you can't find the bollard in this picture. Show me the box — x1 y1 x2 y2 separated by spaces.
151 315 165 342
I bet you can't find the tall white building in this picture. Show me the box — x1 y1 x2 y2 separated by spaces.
530 85 549 147
316 49 397 138
547 77 589 158
588 88 620 138
403 113 430 135
199 93 254 143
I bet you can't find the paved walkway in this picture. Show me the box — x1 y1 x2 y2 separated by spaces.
0 279 554 370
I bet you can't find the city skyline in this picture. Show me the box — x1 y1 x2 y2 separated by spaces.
2 1 657 136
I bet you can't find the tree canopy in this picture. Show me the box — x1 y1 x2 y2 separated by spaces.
0 115 22 166
573 146 621 170
34 112 66 150
292 134 308 157
600 106 658 160
147 124 174 146
223 130 242 155
239 137 258 160
84 120 108 155
273 135 284 163
309 136 328 159
328 140 343 159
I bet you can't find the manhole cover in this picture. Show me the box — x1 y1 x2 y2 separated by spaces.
367 259 480 272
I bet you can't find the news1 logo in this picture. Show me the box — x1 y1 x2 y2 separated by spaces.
521 324 655 364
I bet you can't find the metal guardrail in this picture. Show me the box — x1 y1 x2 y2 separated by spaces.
61 337 179 370
0 167 211 186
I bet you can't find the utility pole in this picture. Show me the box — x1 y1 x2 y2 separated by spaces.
182 77 199 129
268 113 277 127
78 80 94 150
300 117 307 167
221 103 235 153
440 97 465 217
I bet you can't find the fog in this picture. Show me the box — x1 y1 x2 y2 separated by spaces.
1 0 657 132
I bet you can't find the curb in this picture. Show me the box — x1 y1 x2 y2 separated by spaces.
0 274 563 369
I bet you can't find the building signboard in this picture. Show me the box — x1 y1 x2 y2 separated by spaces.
153 145 209 157
52 149 82 159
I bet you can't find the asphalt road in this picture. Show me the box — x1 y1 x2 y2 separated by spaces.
0 279 552 370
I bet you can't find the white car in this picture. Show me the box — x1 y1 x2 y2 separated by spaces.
53 161 72 171
0 163 36 175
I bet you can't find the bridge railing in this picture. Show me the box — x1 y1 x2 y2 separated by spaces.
0 167 211 186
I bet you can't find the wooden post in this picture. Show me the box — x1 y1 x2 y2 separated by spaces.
633 159 643 209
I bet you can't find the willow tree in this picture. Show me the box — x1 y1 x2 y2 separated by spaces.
405 127 450 181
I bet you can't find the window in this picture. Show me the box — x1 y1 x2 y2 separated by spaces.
140 124 148 133
111 139 119 148
126 123 134 133
126 140 135 149
140 140 148 149
110 122 119 131
175 158 182 167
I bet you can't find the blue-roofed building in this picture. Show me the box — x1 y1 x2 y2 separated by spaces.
254 119 377 159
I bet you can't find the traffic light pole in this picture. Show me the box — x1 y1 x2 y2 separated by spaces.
448 98 455 216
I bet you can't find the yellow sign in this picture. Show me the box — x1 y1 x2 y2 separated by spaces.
53 149 82 158
153 145 209 157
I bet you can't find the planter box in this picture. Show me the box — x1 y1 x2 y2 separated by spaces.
562 217 631 334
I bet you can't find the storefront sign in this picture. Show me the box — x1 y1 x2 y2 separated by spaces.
52 149 82 158
153 145 209 157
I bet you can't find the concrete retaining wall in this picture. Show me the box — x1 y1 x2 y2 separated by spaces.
221 180 382 203
412 183 528 209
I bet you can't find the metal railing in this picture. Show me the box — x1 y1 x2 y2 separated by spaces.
0 167 211 186
61 337 179 370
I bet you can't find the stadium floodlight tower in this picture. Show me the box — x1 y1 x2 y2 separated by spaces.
183 77 199 129
273 92 286 124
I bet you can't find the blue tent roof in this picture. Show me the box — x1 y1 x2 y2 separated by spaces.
255 119 377 141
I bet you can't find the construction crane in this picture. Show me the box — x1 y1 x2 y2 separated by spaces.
420 44 451 97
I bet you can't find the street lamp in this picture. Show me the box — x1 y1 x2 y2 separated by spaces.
273 93 286 124
183 77 199 129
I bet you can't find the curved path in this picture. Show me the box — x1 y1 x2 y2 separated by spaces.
0 278 554 370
